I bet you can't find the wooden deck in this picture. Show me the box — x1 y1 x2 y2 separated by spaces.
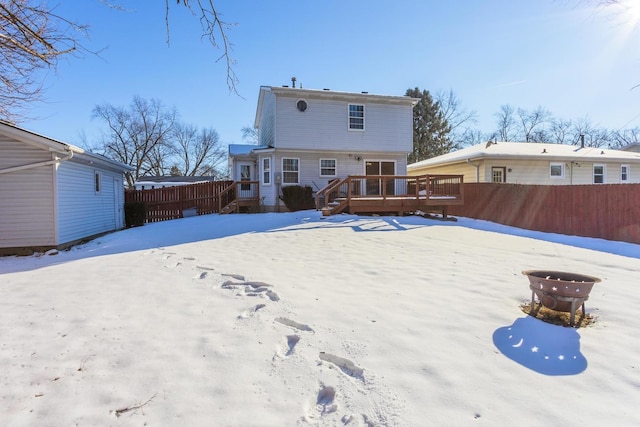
314 174 464 217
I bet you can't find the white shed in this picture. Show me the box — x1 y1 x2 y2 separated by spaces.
0 122 134 255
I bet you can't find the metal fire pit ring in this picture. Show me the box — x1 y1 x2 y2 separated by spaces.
522 270 601 327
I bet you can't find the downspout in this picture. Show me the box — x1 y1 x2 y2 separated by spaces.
466 159 480 182
0 149 74 174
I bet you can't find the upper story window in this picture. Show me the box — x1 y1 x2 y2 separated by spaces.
348 104 365 130
593 164 605 184
320 159 337 177
262 157 271 185
621 164 630 182
282 158 300 184
550 162 564 179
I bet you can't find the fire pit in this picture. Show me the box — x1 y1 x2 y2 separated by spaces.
522 270 601 327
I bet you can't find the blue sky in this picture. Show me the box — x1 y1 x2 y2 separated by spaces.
20 0 640 149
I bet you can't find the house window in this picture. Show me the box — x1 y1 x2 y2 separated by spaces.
282 158 299 184
320 159 337 177
621 164 630 182
262 157 271 185
550 162 564 179
593 164 605 184
491 167 506 183
94 171 101 193
348 104 365 130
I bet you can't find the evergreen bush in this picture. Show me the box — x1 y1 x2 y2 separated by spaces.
124 201 146 227
280 185 315 211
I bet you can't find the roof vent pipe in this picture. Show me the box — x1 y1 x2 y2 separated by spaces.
291 77 297 88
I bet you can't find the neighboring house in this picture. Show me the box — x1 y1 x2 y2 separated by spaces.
407 141 640 185
133 176 216 190
0 122 134 255
622 142 640 153
228 85 418 211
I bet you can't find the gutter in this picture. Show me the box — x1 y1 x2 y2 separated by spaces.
466 158 480 182
0 148 73 175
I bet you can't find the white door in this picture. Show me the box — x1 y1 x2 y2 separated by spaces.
113 178 124 229
237 161 254 198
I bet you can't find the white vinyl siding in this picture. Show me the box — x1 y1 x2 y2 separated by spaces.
274 96 413 152
56 161 121 245
319 159 337 177
258 90 276 147
0 138 56 248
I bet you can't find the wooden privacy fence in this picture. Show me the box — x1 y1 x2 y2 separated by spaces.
125 180 233 223
447 183 640 244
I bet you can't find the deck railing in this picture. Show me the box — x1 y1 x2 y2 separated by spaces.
218 180 260 213
315 174 464 213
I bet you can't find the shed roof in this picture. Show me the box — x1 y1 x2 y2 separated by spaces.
408 141 640 171
0 121 134 172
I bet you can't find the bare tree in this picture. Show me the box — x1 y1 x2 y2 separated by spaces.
241 124 259 144
571 116 612 147
0 0 88 122
517 106 552 142
548 118 574 144
494 104 517 141
0 0 236 122
435 89 478 147
610 127 640 149
92 96 178 188
172 123 225 176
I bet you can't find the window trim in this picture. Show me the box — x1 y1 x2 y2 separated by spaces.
550 162 565 179
282 157 300 184
262 157 271 186
348 103 365 131
621 164 630 182
319 158 337 177
491 166 506 183
593 164 606 184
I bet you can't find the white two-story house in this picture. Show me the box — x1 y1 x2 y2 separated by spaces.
229 85 418 211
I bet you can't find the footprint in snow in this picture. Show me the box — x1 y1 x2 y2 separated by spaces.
193 272 208 280
274 317 314 332
237 304 266 319
319 352 364 380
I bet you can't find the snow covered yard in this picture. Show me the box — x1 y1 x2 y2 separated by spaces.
1 211 639 426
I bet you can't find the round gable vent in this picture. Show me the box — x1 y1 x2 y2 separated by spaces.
296 99 308 112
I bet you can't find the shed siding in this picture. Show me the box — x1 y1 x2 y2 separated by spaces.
0 138 56 247
274 96 413 153
56 161 121 244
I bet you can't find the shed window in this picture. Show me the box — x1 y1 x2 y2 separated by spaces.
94 172 101 193
320 159 337 177
593 164 605 184
348 104 365 130
550 163 564 178
282 158 299 184
621 164 629 182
